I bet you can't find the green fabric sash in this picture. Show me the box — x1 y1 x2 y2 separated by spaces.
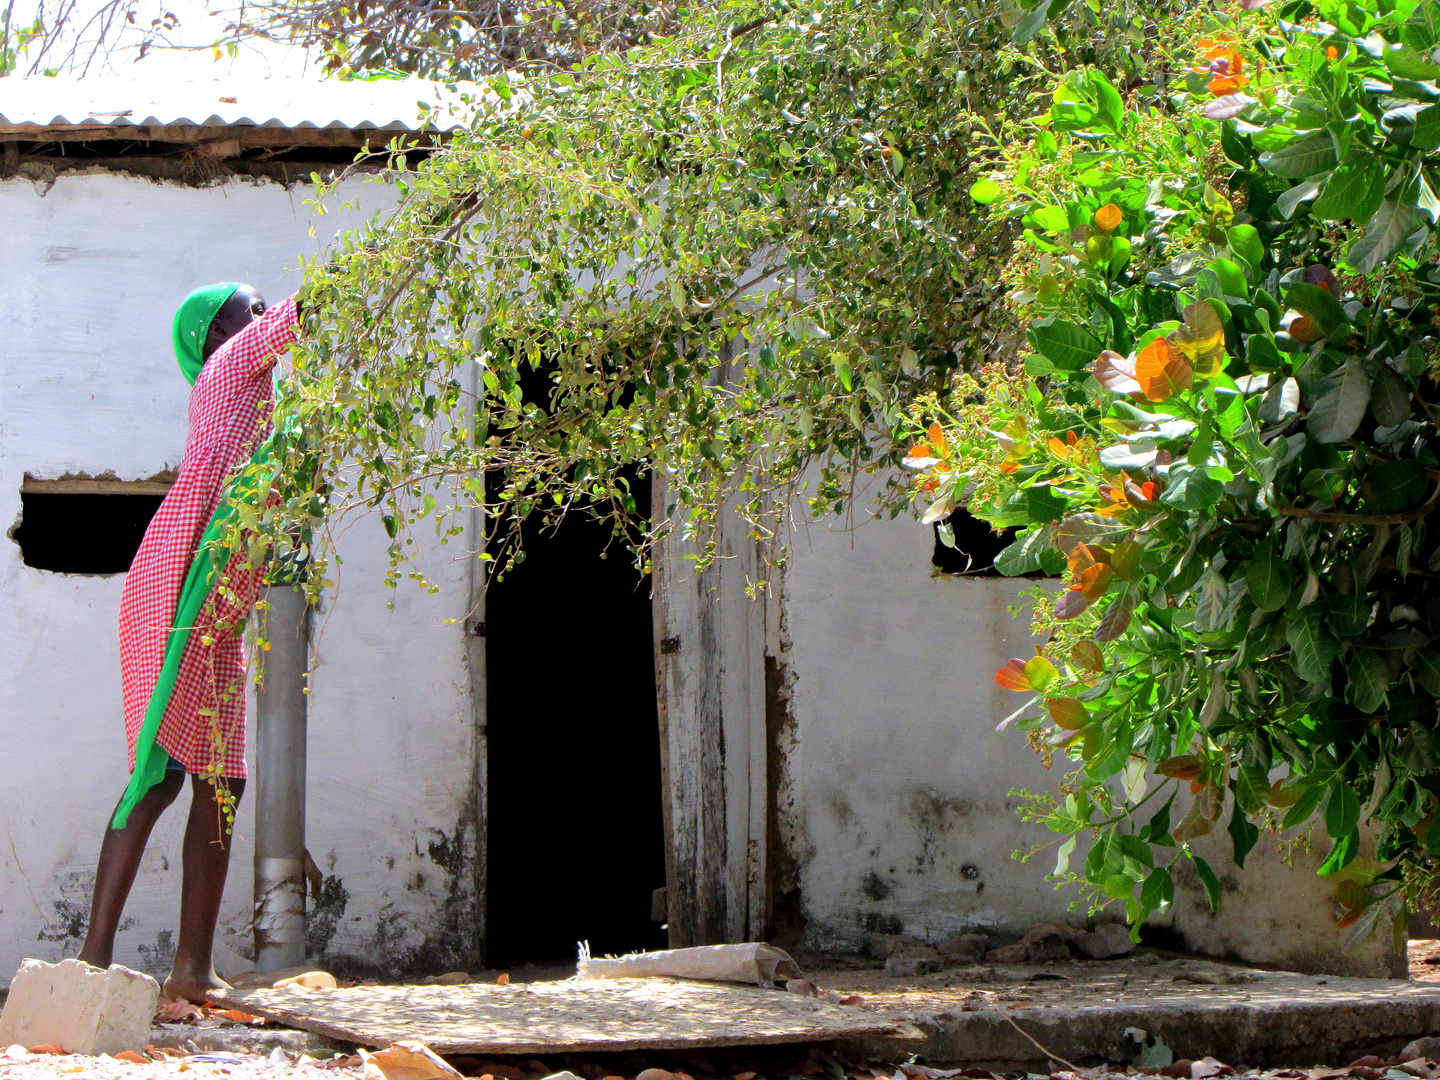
112 443 274 829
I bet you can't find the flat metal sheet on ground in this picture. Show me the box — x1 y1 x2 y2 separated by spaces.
213 977 917 1055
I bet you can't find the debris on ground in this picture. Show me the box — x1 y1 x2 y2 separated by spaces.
576 945 803 989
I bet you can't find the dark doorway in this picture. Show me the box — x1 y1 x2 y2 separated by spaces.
13 491 165 574
484 484 668 966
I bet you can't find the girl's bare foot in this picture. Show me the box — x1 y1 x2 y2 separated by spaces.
162 966 231 1005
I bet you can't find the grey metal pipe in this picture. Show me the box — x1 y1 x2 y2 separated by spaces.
253 584 310 973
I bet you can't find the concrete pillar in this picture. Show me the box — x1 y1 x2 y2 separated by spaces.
253 584 309 972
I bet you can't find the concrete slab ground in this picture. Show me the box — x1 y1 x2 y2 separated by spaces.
818 953 1438 1068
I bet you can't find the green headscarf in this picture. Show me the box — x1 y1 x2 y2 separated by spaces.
172 283 242 386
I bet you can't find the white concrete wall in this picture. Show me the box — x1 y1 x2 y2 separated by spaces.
0 168 479 983
780 509 1067 949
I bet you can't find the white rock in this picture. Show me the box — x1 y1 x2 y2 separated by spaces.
0 958 160 1056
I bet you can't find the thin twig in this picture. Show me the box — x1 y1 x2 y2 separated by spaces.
979 992 1083 1073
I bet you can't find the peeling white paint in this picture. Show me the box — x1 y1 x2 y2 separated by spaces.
0 170 479 984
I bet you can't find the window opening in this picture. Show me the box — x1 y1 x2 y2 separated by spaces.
13 477 170 575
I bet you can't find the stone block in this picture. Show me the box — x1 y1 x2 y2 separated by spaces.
1074 923 1134 960
0 958 160 1056
884 955 937 978
937 934 991 961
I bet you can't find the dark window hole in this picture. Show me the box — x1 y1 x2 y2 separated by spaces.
932 508 1017 576
13 492 164 574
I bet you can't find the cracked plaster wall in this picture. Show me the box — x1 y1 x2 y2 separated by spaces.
0 170 480 984
778 503 1401 977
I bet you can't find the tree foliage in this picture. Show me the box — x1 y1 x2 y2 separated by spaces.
252 0 1182 592
906 0 1440 937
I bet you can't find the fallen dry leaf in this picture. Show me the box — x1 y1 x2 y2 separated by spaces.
114 1050 149 1063
204 1007 265 1024
28 1045 65 1055
274 971 339 990
156 1000 204 1023
496 973 510 985
360 1041 465 1080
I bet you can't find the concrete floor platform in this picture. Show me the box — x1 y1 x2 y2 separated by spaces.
818 955 1440 1068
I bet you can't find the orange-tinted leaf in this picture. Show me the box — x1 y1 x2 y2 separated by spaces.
1335 909 1362 929
1124 478 1160 507
1054 587 1092 620
1070 640 1105 672
1068 541 1110 576
1326 45 1338 60
909 441 932 459
1046 697 1089 730
1289 314 1323 342
1170 301 1227 377
927 422 948 452
1135 337 1193 401
1158 754 1204 781
1024 655 1059 691
1093 350 1142 396
1079 562 1114 601
1094 203 1122 234
995 659 1030 692
999 460 1019 474
114 1052 150 1064
1172 796 1218 842
1208 73 1250 95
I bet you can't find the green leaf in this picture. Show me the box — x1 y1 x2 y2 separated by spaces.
1365 458 1426 512
1326 783 1362 840
1348 651 1390 714
1191 854 1221 913
1103 873 1135 899
1025 484 1068 524
1227 225 1264 278
1286 611 1341 683
1053 833 1078 877
1141 865 1174 908
1090 70 1124 132
1161 467 1224 510
1282 783 1325 831
831 351 852 392
1029 319 1103 371
1259 135 1338 178
1369 368 1412 428
1414 105 1440 152
1318 828 1359 876
970 178 1002 204
1193 568 1230 633
1245 541 1294 612
1228 800 1260 868
1014 0 1056 45
1307 357 1371 443
994 527 1052 577
1141 793 1175 845
1311 159 1386 223
1284 282 1350 340
1413 649 1440 695
1347 198 1424 274
1383 44 1440 81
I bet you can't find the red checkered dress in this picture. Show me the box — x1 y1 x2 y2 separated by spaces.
119 297 300 778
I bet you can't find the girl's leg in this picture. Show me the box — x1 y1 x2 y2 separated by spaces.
164 775 246 1003
77 770 186 969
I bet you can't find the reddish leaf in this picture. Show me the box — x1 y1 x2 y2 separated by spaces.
1094 594 1134 641
908 441 932 458
1135 338 1193 401
1054 587 1092 620
1172 796 1218 843
995 659 1030 692
1335 909 1362 929
1305 264 1339 294
1268 780 1301 808
1288 314 1323 342
1092 350 1142 396
1068 541 1110 576
1335 879 1373 913
1158 755 1205 781
927 422 948 452
1046 697 1089 730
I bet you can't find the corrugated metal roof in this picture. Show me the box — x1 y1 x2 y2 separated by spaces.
0 76 484 132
